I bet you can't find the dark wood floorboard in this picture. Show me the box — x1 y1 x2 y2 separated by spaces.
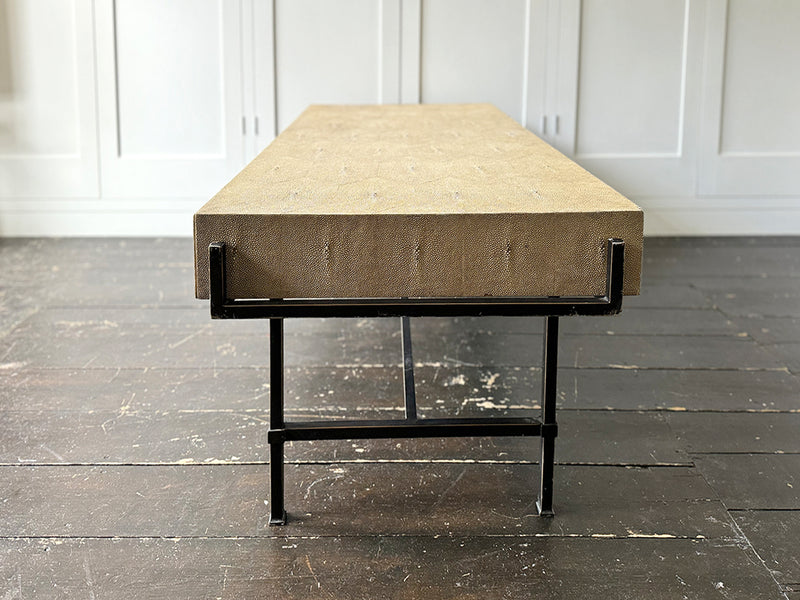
690 277 800 319
0 536 784 600
731 511 800 589
667 412 800 453
623 279 713 308
763 343 800 375
730 315 800 344
641 238 800 279
561 368 800 411
2 365 798 414
408 307 739 336
0 464 734 538
0 409 687 466
692 454 800 509
0 307 781 369
1 236 799 598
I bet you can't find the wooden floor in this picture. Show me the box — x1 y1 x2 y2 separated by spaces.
1 237 799 599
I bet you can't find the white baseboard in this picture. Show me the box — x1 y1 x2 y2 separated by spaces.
643 210 800 236
0 199 200 237
635 197 800 236
0 211 194 237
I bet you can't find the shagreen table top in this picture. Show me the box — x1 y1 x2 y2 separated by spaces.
194 104 642 300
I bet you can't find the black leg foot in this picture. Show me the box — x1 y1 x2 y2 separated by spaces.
269 440 286 525
269 510 288 526
535 500 554 518
537 432 555 517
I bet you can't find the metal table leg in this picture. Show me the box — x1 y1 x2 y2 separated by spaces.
269 317 287 526
537 316 559 517
401 316 417 420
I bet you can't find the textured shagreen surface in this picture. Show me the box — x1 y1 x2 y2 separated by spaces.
194 104 643 299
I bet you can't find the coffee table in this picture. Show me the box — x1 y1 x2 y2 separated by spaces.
194 104 643 525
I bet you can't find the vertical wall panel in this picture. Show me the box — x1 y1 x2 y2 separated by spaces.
699 0 800 195
95 0 244 198
274 0 381 132
576 0 686 156
0 1 79 154
252 0 277 154
720 0 800 154
0 0 97 197
400 0 421 104
114 0 224 157
420 0 528 122
553 0 703 199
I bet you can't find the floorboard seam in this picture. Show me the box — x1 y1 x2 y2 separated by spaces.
690 451 800 455
727 508 800 512
0 461 693 467
0 533 717 541
0 365 792 373
2 407 798 414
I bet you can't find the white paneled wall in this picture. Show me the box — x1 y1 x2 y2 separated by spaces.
275 0 381 131
0 0 799 236
576 0 686 156
95 0 245 199
0 0 97 199
699 0 800 197
420 0 528 121
552 0 706 201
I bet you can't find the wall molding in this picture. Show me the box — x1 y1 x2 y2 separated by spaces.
400 0 421 104
644 209 800 236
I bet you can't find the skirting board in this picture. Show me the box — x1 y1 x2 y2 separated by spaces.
637 196 800 236
0 211 193 237
643 209 800 236
1 198 799 237
0 199 200 237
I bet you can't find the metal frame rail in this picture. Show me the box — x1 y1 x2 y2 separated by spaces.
208 238 625 525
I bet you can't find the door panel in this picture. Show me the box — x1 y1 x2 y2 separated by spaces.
700 0 800 195
95 0 244 198
553 0 704 198
420 0 529 123
0 0 98 198
274 0 381 133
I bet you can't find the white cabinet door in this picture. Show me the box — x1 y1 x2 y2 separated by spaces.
95 0 244 199
419 0 546 128
699 0 800 196
271 0 387 134
248 0 277 158
250 0 412 156
0 0 98 198
550 0 705 199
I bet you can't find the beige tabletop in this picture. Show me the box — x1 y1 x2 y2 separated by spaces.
194 104 642 300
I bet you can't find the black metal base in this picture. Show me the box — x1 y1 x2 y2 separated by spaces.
268 417 545 443
208 239 625 525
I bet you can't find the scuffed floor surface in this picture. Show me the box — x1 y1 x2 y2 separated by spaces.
1 237 799 599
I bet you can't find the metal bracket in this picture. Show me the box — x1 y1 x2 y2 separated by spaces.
208 238 625 319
